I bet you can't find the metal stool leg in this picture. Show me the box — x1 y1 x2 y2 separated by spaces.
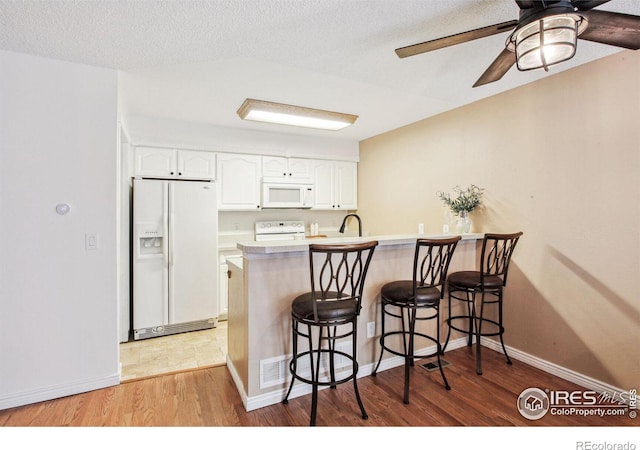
371 302 386 376
351 324 368 419
283 318 298 404
475 293 484 375
497 290 512 365
443 290 453 352
403 308 417 404
328 325 337 389
436 306 451 390
309 324 322 426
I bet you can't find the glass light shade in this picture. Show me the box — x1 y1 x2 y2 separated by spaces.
237 98 358 131
243 109 353 130
512 15 580 71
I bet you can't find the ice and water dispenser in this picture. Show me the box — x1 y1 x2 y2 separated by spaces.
136 223 164 257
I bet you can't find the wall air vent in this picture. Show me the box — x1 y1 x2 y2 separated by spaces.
259 341 353 389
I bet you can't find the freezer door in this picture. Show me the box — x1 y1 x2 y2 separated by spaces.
133 179 169 329
168 181 219 323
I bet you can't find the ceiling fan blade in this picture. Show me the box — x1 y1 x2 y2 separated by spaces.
395 20 518 58
571 0 611 11
579 9 640 49
473 48 517 87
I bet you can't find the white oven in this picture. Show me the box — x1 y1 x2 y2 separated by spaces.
261 178 314 209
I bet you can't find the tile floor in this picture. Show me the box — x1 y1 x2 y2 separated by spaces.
119 321 227 382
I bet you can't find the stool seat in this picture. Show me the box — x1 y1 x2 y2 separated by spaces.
447 271 504 290
291 292 358 322
381 280 441 306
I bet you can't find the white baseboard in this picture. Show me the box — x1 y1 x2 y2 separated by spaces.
480 338 627 397
0 373 120 411
225 355 249 410
242 336 627 411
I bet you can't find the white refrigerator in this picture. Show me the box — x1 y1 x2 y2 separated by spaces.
133 178 218 340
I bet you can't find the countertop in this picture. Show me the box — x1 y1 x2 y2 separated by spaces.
237 232 483 255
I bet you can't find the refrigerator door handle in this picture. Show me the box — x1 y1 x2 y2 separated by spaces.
169 212 175 268
163 182 170 324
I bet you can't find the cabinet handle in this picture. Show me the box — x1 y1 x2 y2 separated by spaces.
283 172 286 176
170 171 174 175
178 172 182 175
289 173 292 176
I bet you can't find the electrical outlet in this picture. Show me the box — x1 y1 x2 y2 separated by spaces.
367 321 375 338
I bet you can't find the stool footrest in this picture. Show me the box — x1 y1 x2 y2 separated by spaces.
447 315 505 337
288 349 358 387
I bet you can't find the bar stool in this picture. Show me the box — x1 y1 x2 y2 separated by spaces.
371 236 461 404
444 232 523 375
282 240 378 426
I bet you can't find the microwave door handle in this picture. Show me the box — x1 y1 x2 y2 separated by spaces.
304 187 313 207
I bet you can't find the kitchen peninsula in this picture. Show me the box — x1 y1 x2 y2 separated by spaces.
226 233 483 411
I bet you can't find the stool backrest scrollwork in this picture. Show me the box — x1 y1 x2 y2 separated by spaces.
308 241 378 320
480 232 524 287
412 236 461 303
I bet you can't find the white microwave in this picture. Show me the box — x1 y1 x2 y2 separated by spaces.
261 179 314 209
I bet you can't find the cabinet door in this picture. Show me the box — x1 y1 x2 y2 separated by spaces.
134 147 177 178
262 156 312 180
217 153 262 210
312 160 335 210
177 150 216 180
287 158 312 180
312 160 357 210
334 161 357 210
262 156 288 178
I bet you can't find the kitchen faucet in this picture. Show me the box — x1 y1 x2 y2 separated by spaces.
339 213 362 237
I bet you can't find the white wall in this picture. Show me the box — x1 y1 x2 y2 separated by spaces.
0 50 119 409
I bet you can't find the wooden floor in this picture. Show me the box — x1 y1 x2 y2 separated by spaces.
1 346 635 432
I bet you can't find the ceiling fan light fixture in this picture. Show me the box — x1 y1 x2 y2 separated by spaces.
237 98 358 131
508 12 586 72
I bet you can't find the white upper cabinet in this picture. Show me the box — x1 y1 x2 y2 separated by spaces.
217 153 262 211
134 146 216 180
312 160 357 210
177 150 217 180
262 156 312 180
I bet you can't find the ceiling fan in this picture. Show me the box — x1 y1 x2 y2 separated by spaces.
396 0 640 87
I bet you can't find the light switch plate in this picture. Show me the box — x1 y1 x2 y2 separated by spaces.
85 233 98 250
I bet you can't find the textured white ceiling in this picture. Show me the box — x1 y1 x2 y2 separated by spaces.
1 0 639 141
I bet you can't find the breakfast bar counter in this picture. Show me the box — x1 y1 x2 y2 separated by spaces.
227 233 483 411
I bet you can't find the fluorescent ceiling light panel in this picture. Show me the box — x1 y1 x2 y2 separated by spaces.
237 98 358 131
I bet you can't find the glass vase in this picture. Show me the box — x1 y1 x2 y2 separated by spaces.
456 210 472 234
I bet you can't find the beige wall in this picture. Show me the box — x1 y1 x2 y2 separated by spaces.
358 50 640 389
